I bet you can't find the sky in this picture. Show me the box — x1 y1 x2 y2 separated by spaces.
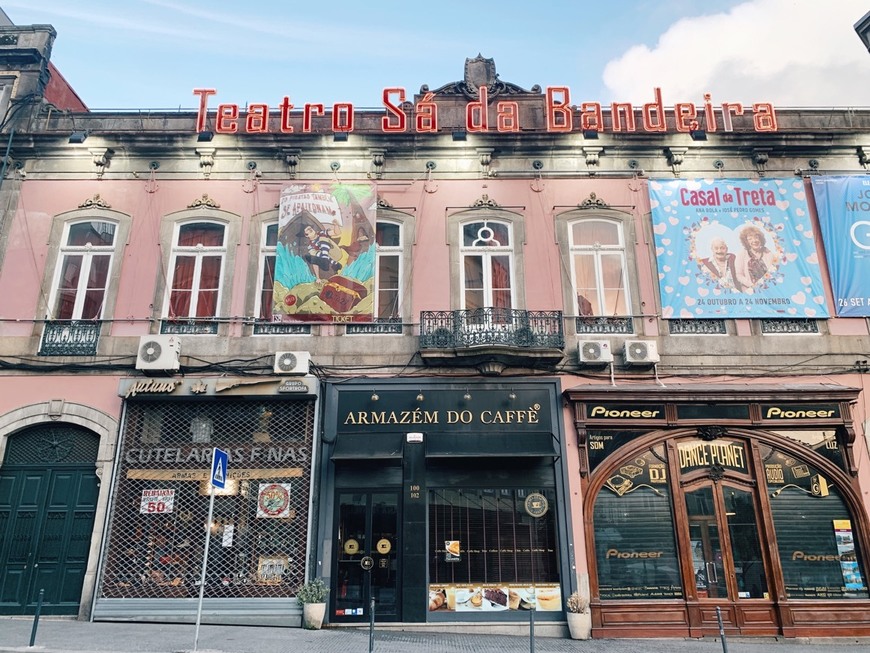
4 0 870 111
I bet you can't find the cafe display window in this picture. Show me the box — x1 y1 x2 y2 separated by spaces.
428 487 561 613
98 398 315 600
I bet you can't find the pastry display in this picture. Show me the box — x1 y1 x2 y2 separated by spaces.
508 589 521 610
428 589 446 611
536 589 561 611
470 590 482 607
484 587 507 608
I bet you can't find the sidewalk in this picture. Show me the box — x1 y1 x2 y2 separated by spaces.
0 617 867 653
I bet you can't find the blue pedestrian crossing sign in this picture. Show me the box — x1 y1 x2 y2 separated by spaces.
211 448 228 489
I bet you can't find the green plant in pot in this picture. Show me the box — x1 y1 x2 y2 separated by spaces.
297 579 329 630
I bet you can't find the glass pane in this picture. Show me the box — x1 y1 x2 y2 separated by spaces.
67 221 115 247
463 222 510 247
377 253 400 318
264 223 278 247
769 461 869 599
594 449 682 600
572 221 619 247
573 254 600 315
428 488 560 612
260 256 275 320
600 253 628 314
376 222 400 247
724 487 768 599
464 256 484 291
685 486 727 599
336 493 367 615
178 223 225 247
371 493 398 617
171 256 195 291
55 255 82 319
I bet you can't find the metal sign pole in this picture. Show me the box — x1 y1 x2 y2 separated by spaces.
193 447 226 653
193 484 215 652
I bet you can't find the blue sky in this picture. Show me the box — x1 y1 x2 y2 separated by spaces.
5 0 870 110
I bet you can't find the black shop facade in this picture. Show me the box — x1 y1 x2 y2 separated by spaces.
566 384 870 639
315 378 573 628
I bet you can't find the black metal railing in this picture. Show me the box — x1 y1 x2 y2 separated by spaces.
160 319 219 335
39 320 101 356
419 308 564 349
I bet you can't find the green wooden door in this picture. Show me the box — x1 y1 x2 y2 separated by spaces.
0 425 99 615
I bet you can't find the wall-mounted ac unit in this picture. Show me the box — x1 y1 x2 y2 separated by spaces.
274 351 311 375
578 339 613 365
623 340 660 367
136 335 181 372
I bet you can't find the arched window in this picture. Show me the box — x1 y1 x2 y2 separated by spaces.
460 220 514 311
164 221 226 320
569 218 630 316
48 220 117 320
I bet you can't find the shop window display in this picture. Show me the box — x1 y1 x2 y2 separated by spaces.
98 398 315 600
428 487 561 613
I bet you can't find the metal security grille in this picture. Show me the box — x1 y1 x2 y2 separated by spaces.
98 398 315 600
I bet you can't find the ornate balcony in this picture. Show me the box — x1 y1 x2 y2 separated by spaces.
419 308 565 373
39 320 101 356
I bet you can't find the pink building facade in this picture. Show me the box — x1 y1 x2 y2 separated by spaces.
0 26 869 639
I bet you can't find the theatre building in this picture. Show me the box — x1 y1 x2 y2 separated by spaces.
567 385 870 637
2 17 870 639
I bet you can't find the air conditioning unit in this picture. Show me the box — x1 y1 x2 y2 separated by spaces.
136 335 181 372
578 339 613 365
274 351 311 375
623 340 660 367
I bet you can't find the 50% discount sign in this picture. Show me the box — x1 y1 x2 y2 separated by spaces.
139 489 175 514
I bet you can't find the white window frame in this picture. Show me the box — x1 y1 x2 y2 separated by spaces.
568 217 631 317
46 219 118 320
375 218 404 320
254 220 279 321
162 220 227 320
459 219 516 311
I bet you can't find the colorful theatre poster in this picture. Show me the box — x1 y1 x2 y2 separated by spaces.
273 182 376 322
810 176 870 317
649 178 828 319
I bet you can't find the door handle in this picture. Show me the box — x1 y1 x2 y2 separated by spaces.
706 562 717 583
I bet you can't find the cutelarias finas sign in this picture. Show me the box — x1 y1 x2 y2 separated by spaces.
193 86 778 136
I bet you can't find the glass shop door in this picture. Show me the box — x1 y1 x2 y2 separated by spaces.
332 491 400 622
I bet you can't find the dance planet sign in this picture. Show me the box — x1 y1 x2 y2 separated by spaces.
649 178 828 319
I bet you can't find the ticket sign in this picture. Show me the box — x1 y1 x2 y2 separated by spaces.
140 489 175 514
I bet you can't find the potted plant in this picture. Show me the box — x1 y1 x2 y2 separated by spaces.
297 578 329 630
565 591 591 640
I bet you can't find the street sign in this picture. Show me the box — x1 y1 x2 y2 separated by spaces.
211 448 228 489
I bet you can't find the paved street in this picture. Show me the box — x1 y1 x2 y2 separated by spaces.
0 617 867 653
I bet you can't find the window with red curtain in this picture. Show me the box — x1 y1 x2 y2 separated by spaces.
51 221 116 320
460 220 514 311
257 223 278 320
167 222 225 320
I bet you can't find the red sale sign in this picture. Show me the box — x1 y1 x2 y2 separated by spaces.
140 489 176 514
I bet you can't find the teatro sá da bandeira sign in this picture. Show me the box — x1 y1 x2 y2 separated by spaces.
193 86 778 136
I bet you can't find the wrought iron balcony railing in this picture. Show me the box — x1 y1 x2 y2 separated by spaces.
419 308 564 350
39 320 101 356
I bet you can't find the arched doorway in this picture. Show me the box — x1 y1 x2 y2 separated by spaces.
0 424 99 615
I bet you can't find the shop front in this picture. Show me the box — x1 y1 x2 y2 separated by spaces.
92 377 319 625
566 384 870 638
317 379 572 630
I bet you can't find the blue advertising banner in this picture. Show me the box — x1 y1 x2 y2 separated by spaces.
649 178 828 319
810 176 870 317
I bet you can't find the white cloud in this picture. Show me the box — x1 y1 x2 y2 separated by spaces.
602 0 870 107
